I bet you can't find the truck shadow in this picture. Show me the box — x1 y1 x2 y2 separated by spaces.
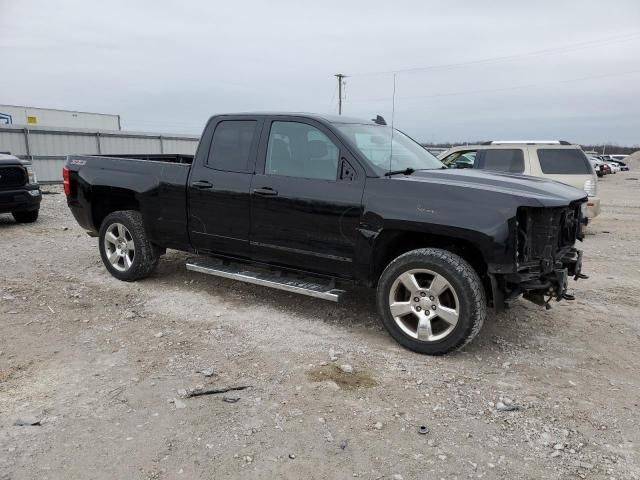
0 214 23 227
149 250 539 355
160 251 381 330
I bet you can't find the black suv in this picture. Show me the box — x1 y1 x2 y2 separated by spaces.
0 154 41 223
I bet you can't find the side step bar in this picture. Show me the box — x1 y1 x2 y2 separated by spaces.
186 259 346 302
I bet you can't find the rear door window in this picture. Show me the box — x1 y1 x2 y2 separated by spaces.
207 120 258 173
475 149 525 173
537 149 591 174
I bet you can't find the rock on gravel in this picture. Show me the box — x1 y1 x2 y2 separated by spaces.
339 364 353 373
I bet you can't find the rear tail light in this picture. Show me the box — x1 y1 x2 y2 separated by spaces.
583 178 596 197
63 166 70 195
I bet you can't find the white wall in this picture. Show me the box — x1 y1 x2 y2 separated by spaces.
0 125 199 182
0 105 120 130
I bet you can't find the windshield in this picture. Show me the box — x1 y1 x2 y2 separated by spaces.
334 124 444 174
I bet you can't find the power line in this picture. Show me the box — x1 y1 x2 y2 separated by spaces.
346 68 640 104
349 31 640 77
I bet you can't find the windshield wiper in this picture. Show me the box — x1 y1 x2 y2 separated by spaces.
384 168 415 177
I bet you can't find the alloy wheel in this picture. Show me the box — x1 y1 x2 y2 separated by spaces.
388 268 460 342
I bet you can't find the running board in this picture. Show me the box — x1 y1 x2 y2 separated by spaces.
186 259 346 302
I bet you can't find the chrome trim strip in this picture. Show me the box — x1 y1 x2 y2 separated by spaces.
250 241 352 263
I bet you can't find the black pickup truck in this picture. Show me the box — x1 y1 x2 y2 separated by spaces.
64 113 588 355
0 154 41 223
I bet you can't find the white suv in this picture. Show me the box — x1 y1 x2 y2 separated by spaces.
438 141 601 219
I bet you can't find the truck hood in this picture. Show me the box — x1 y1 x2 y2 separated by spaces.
0 158 29 166
400 169 587 207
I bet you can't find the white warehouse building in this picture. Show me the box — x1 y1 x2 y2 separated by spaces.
0 104 121 130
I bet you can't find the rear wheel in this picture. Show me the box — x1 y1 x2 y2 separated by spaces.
376 248 486 355
98 210 160 281
12 209 39 223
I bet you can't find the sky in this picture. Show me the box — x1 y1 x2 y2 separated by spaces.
1 0 639 145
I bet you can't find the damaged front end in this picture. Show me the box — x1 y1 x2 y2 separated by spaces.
498 201 588 309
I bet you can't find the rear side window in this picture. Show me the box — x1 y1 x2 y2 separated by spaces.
475 149 525 173
208 120 257 173
537 149 591 174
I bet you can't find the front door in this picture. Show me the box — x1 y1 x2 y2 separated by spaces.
249 118 365 277
188 117 262 258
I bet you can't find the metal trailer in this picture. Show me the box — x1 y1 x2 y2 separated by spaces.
0 125 199 182
0 104 122 131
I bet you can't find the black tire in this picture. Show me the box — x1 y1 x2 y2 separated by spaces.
12 209 39 223
376 248 486 355
98 210 160 282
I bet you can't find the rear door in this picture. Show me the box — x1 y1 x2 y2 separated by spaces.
188 116 263 258
249 117 365 277
441 148 529 174
474 148 527 174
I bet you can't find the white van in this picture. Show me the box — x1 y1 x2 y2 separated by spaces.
438 141 601 219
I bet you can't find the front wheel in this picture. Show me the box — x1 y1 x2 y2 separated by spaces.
376 248 486 355
12 209 39 223
98 210 160 281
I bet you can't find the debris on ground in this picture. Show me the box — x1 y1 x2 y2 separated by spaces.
185 385 252 398
496 401 520 412
13 417 41 427
338 364 353 373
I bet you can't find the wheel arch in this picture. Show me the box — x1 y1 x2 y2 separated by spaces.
371 229 490 299
91 186 140 231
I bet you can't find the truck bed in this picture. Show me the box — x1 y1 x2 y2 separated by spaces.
65 154 192 250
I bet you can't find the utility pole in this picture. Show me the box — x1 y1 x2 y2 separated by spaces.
335 74 346 115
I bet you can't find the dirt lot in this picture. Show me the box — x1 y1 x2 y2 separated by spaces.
1 172 639 480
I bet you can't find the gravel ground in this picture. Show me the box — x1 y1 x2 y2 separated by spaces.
1 172 639 480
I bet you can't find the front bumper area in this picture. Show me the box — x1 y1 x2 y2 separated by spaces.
491 248 586 310
0 187 41 214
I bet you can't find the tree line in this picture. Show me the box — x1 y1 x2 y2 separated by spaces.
421 142 639 155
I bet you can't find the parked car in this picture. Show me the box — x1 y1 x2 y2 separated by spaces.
588 157 603 177
438 141 601 220
64 113 588 355
604 154 628 162
609 160 629 171
0 153 41 223
607 162 620 174
600 155 630 170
